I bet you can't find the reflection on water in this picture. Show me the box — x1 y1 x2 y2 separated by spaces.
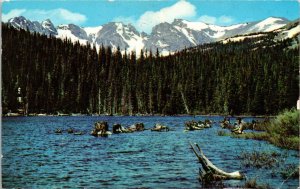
2 116 299 188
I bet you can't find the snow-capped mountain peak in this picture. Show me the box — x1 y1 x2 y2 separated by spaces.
41 19 57 35
41 19 53 27
8 16 29 29
6 16 294 55
93 22 146 54
8 16 58 36
56 24 89 44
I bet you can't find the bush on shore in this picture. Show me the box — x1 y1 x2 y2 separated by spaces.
229 108 299 150
264 108 299 150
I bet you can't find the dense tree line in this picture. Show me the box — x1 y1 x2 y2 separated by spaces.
2 24 298 115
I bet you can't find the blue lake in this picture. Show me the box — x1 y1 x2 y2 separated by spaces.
2 116 299 188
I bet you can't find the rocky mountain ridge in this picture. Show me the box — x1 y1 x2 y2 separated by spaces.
7 16 293 55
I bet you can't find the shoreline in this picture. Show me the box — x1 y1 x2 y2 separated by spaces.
2 112 275 118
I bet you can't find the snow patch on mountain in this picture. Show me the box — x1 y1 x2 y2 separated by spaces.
156 40 169 48
173 25 197 45
84 26 103 36
222 34 267 44
282 25 300 39
223 23 248 30
114 22 146 54
122 32 145 54
182 20 209 31
57 28 89 44
248 17 288 33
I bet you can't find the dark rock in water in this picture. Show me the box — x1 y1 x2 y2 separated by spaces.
112 123 122 134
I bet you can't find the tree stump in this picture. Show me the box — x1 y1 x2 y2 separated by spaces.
91 121 111 137
190 142 244 184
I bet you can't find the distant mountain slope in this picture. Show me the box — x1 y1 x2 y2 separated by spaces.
7 16 292 55
219 18 300 45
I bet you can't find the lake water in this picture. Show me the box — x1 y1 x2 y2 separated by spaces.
2 116 299 188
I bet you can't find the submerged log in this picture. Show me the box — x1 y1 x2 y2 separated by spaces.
190 142 244 182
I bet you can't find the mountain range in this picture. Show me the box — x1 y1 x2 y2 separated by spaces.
6 16 297 55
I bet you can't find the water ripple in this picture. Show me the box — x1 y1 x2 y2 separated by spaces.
2 116 298 188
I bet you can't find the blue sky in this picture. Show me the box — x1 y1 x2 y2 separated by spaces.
2 0 299 33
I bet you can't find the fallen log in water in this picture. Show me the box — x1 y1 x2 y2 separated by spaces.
190 142 244 183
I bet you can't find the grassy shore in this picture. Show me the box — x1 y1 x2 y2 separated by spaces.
219 108 299 150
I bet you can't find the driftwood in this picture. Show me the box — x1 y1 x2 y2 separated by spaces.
151 124 169 132
190 142 244 183
128 123 145 132
112 123 133 134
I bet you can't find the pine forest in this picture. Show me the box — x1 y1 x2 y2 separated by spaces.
2 24 299 116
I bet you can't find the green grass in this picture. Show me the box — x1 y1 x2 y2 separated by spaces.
243 178 272 189
239 150 285 169
280 164 299 179
227 108 299 150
